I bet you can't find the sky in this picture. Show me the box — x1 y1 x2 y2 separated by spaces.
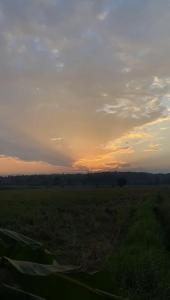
0 0 170 174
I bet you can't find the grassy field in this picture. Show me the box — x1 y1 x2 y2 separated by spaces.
0 186 170 299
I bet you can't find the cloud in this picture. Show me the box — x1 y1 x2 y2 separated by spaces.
97 96 164 120
135 112 170 130
50 137 64 142
144 144 160 152
97 10 109 21
0 124 72 167
0 154 72 175
104 130 151 153
0 0 170 173
107 146 134 154
73 153 129 172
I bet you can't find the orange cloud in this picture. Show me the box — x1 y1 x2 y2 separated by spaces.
73 152 129 172
138 114 170 129
103 131 150 152
124 132 151 140
0 155 68 175
103 145 134 154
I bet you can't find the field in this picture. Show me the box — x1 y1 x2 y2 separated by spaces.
0 186 170 299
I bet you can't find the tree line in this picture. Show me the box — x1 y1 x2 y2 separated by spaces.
0 171 170 187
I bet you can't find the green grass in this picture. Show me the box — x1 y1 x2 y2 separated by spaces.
92 191 170 300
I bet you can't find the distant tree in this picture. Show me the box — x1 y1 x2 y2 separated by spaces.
117 177 127 187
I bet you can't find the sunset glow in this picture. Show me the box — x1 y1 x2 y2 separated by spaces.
0 0 170 174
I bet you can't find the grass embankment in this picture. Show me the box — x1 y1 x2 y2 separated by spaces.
154 190 170 251
93 194 170 300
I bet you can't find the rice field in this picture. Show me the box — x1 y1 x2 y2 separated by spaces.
0 186 170 299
